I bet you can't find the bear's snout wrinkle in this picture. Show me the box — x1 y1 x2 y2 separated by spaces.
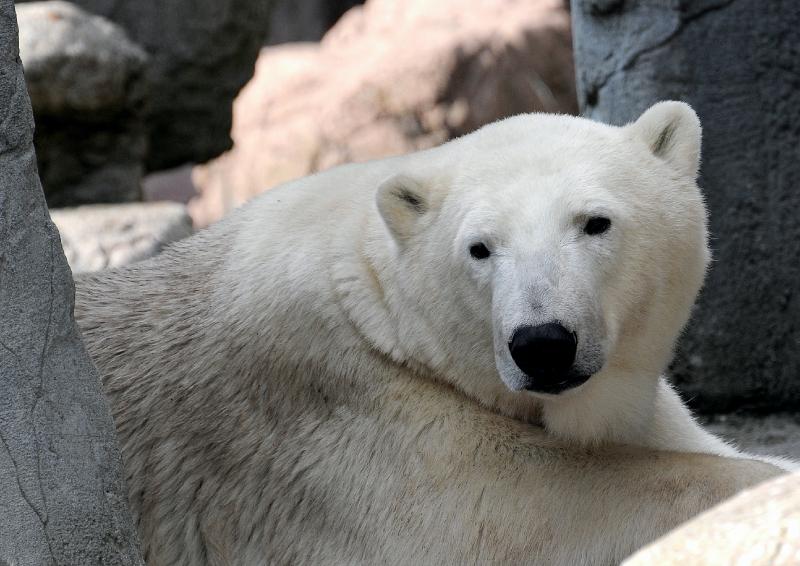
509 323 586 393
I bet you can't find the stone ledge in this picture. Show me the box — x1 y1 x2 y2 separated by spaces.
702 413 800 460
51 202 193 273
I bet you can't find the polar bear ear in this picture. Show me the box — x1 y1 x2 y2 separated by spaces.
376 174 432 244
628 101 702 179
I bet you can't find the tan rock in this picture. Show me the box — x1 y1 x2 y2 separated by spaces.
190 0 576 226
624 472 800 565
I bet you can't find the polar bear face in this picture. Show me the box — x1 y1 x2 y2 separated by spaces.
376 102 708 402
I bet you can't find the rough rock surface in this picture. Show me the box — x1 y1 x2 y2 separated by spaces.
0 4 142 564
17 1 148 206
189 0 576 226
17 1 147 115
703 413 800 461
624 471 800 565
51 202 193 273
15 0 274 170
571 0 800 412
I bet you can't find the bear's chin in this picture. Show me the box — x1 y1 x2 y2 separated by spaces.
520 372 593 396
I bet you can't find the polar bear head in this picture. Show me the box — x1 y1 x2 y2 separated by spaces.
376 102 707 412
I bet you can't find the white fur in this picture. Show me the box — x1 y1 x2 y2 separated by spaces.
361 101 793 468
75 102 792 565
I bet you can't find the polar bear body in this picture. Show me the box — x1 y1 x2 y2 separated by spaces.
76 103 786 565
220 101 723 453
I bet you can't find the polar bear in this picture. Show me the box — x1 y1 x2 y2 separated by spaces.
75 102 788 565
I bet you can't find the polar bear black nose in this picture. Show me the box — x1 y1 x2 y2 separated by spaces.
509 323 577 387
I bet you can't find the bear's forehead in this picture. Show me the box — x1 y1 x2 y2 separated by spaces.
453 145 638 196
470 113 621 149
454 116 640 176
427 112 671 213
461 177 622 219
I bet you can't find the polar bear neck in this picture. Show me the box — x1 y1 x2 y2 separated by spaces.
330 220 442 375
326 211 545 425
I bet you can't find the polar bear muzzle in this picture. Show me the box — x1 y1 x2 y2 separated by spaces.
508 322 589 394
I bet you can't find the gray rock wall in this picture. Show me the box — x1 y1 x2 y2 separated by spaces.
0 2 142 563
571 0 800 412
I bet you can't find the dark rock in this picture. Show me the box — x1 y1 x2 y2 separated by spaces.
571 0 800 412
18 2 147 115
15 0 274 170
0 3 141 564
18 1 148 206
266 0 363 44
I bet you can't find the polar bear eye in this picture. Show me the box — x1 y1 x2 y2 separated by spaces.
469 242 491 260
583 217 611 236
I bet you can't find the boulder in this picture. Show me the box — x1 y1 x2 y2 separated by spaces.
17 1 148 206
702 414 800 462
0 4 141 563
189 0 577 226
624 472 800 565
15 0 273 170
51 202 193 273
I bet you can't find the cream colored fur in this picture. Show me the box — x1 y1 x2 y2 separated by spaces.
75 102 790 565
